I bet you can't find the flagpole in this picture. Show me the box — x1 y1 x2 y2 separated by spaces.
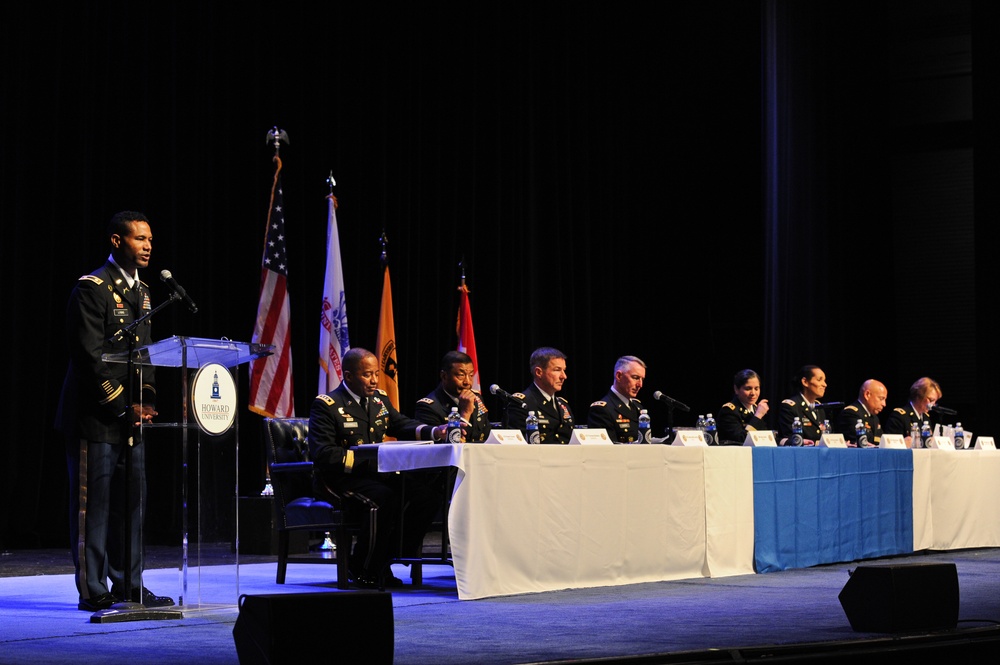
319 169 341 554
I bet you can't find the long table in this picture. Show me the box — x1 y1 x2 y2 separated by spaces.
374 443 1000 600
378 443 754 600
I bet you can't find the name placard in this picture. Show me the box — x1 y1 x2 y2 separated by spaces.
569 428 613 445
743 430 777 447
819 433 847 448
975 436 997 451
879 434 906 449
484 429 527 445
673 429 709 447
927 436 955 450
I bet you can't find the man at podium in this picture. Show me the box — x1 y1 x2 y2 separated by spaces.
54 211 174 611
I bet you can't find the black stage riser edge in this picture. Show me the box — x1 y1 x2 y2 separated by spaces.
233 591 393 665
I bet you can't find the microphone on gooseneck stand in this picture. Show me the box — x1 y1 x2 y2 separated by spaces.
652 391 691 413
490 384 527 409
160 269 199 314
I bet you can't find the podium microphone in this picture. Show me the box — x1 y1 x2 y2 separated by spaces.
160 270 199 314
652 391 691 412
490 384 527 409
930 404 958 416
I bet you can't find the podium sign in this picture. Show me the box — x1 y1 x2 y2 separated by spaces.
104 336 272 611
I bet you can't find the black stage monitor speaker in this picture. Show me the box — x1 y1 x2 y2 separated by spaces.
233 591 393 665
838 562 959 633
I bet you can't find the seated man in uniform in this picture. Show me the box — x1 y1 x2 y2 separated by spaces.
501 347 576 443
309 347 448 588
587 355 648 443
835 379 887 447
415 350 492 442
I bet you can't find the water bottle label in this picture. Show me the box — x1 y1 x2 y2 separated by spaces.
857 434 868 448
447 426 463 443
529 430 541 445
790 434 803 447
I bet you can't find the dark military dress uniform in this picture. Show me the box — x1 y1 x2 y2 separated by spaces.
883 403 931 438
717 400 768 445
414 384 492 442
501 383 576 444
835 400 882 447
54 262 157 607
308 384 440 581
587 391 645 443
776 394 826 445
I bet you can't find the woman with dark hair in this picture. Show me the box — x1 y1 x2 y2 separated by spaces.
777 365 828 446
717 369 770 444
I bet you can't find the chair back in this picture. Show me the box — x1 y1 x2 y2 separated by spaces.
263 417 314 514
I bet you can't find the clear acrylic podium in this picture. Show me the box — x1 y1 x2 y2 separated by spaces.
104 336 272 614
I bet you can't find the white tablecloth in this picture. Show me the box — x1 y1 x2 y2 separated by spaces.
912 449 1000 551
375 443 1000 600
378 443 755 600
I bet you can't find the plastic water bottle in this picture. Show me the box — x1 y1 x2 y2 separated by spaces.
789 417 804 447
638 409 651 444
526 410 540 445
696 414 706 431
704 413 718 445
920 421 932 449
910 421 921 448
446 406 464 443
954 422 965 449
823 419 832 438
855 419 868 448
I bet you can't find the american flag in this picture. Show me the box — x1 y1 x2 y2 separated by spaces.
249 158 295 417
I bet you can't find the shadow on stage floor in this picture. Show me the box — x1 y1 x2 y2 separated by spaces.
2 546 1000 664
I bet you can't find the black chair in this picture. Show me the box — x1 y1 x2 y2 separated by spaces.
262 417 353 589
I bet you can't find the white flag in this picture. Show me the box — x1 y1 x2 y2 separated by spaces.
318 194 350 393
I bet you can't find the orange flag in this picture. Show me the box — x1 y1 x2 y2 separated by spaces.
375 265 399 410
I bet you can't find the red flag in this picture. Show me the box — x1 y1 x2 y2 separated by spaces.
249 157 295 418
456 282 481 392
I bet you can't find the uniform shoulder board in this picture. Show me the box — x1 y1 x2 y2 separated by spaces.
317 394 335 406
80 275 103 284
722 402 736 411
844 404 858 412
893 407 906 415
376 388 388 396
512 392 526 399
782 398 796 406
417 397 435 404
590 400 607 407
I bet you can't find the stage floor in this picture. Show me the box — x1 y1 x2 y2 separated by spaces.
2 545 1000 664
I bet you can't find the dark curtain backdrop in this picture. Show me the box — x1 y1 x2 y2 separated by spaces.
1 1 990 550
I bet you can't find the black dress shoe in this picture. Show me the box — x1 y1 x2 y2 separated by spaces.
78 592 117 612
112 585 175 607
383 572 404 588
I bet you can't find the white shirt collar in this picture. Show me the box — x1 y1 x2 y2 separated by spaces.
108 254 138 288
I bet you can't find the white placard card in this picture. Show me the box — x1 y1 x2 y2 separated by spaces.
927 436 955 450
673 429 709 446
568 428 613 445
975 436 997 450
819 433 847 448
744 430 777 447
484 429 527 445
879 434 906 449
